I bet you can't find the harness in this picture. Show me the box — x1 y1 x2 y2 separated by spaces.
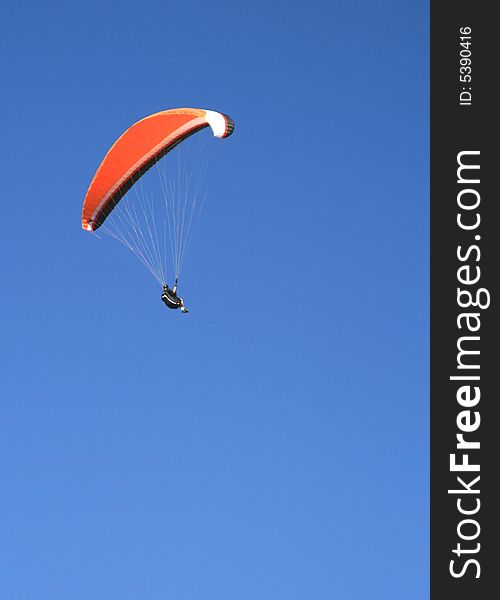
162 287 181 309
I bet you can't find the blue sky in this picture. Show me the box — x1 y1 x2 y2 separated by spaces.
1 1 428 598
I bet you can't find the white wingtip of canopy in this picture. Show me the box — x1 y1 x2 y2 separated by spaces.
204 110 228 138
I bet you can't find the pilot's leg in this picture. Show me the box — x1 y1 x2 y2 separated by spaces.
179 298 189 313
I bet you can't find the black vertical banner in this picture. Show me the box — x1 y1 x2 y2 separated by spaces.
431 2 498 598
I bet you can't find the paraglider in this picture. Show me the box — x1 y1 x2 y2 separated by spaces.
161 280 188 313
81 107 234 313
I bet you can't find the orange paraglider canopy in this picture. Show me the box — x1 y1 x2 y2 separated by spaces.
82 107 234 231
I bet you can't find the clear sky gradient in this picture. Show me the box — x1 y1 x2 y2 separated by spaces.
1 1 428 598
